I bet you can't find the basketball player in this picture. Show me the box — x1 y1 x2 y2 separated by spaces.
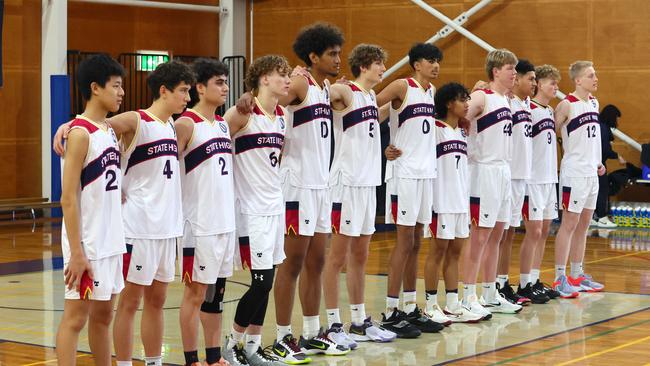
553 61 606 297
462 49 522 318
175 58 233 366
221 55 292 366
516 64 562 303
54 60 195 366
322 43 404 342
55 54 126 366
374 43 445 333
495 59 536 306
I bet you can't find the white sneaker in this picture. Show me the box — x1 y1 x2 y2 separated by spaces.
484 291 523 314
424 305 452 326
597 216 617 228
461 294 492 320
349 317 396 342
327 323 358 350
444 305 483 323
589 218 599 227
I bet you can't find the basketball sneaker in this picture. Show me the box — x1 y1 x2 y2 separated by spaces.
424 304 452 326
498 281 531 306
534 279 560 299
517 283 550 304
271 334 311 365
461 294 492 320
405 305 444 333
552 275 580 298
299 328 350 356
381 308 422 338
443 304 482 323
326 323 357 350
568 273 604 292
349 317 396 342
483 291 523 314
223 338 249 366
247 345 284 366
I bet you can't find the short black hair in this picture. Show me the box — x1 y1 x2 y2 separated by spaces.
600 104 621 128
77 54 125 100
147 60 196 100
516 59 535 75
189 58 229 105
434 82 470 120
293 22 344 66
408 43 443 69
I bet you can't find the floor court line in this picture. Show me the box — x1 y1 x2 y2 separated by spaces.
555 334 650 366
22 354 89 366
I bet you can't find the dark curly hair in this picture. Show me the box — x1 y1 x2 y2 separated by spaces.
293 22 344 66
600 104 621 129
77 54 126 100
348 44 387 78
189 58 229 106
434 82 470 120
516 59 535 75
244 55 291 91
147 60 196 100
408 43 443 69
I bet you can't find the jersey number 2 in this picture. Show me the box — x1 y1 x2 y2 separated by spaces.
105 170 118 191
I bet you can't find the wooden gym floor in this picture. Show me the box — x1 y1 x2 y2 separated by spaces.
1 220 649 365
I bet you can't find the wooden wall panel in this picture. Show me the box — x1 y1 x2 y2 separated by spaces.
0 0 41 199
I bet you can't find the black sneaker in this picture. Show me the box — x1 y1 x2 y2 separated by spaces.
405 306 444 333
536 279 560 299
498 281 531 306
517 282 550 304
381 308 422 338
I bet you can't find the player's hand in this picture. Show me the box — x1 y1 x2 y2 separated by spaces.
618 155 626 164
64 252 93 292
235 92 255 115
597 164 607 176
336 75 350 85
458 117 470 131
291 65 310 78
53 122 73 156
472 80 489 92
384 144 402 161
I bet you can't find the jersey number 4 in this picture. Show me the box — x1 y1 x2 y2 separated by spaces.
163 160 174 179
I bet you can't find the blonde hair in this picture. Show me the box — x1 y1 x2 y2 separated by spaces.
485 49 518 80
245 55 291 91
535 64 561 82
568 61 593 81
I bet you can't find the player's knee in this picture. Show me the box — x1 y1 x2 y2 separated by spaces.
250 269 275 294
281 257 304 278
201 277 226 314
304 254 325 275
327 251 347 271
144 290 167 309
64 312 88 332
90 308 113 327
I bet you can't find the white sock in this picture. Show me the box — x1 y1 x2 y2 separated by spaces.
463 284 476 302
446 292 459 310
482 282 496 303
570 262 583 278
403 291 417 313
386 296 399 313
520 273 531 288
350 303 366 325
143 357 162 366
244 334 261 355
303 315 320 339
228 327 245 349
326 308 341 327
276 324 292 342
496 275 508 288
555 265 566 280
116 362 133 366
531 269 540 284
425 291 438 313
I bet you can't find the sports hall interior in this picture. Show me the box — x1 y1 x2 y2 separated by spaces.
2 0 650 365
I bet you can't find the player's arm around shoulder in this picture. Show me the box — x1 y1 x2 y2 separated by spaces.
174 116 195 153
375 78 407 109
329 83 353 111
466 89 486 121
278 75 309 107
554 99 570 133
224 105 251 136
107 111 140 151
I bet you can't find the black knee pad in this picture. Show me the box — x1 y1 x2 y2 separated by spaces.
249 268 275 294
201 277 227 314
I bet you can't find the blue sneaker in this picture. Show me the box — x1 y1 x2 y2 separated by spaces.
581 273 604 292
552 275 580 298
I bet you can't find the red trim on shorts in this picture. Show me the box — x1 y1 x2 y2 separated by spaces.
80 271 93 300
429 211 438 239
562 186 571 210
470 197 480 226
390 195 398 223
285 201 299 235
182 247 195 284
522 195 530 221
122 244 133 280
331 202 342 234
239 236 252 269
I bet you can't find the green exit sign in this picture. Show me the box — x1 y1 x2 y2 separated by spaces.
136 51 169 71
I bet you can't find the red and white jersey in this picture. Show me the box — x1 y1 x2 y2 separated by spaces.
386 78 437 180
509 96 533 179
560 94 602 177
233 99 286 215
529 101 558 184
61 116 125 261
282 74 332 189
330 82 381 187
121 110 182 239
468 89 512 164
432 120 468 214
179 109 235 235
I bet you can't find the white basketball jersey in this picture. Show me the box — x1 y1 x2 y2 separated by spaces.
179 109 235 235
61 116 125 261
432 120 468 214
282 74 332 189
468 89 512 164
529 100 558 184
233 99 286 215
509 96 533 179
121 110 183 239
386 78 437 180
560 94 602 177
330 82 381 187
